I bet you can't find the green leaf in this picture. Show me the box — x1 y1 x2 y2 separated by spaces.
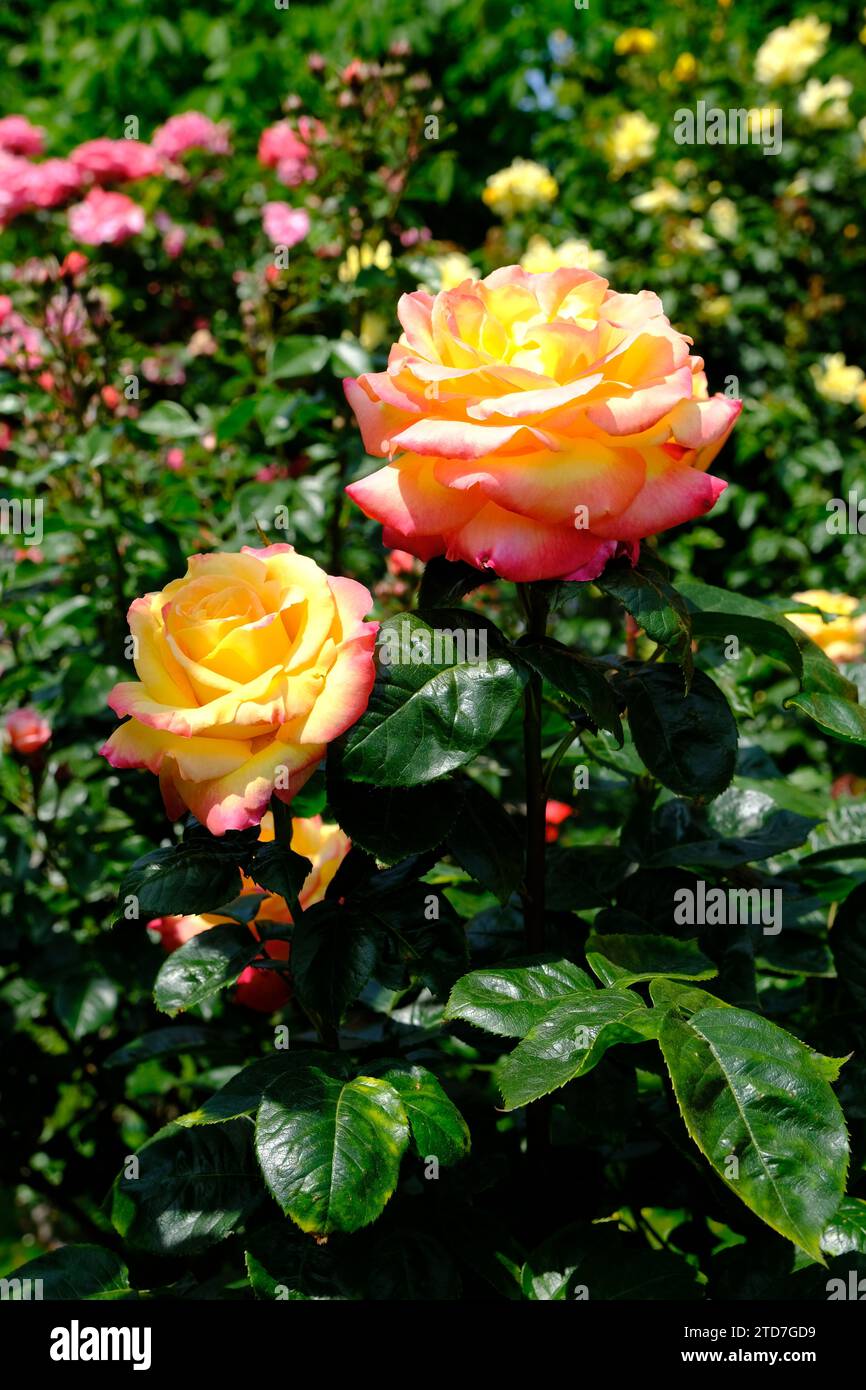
111 1121 259 1255
646 786 816 869
677 578 858 699
326 754 460 864
248 842 312 919
154 923 262 1016
54 970 118 1038
444 957 595 1037
445 779 523 901
658 1004 849 1261
830 881 866 1006
178 1053 332 1125
821 1197 866 1256
104 1025 214 1069
118 841 245 918
498 988 655 1109
677 578 804 676
4 1246 131 1300
599 553 693 679
517 639 623 741
135 400 201 438
521 1224 699 1300
585 933 717 986
785 692 866 746
216 396 256 443
376 1063 470 1165
269 335 331 379
366 1230 462 1300
290 902 377 1026
338 611 526 786
618 665 737 799
255 1067 409 1234
417 556 487 608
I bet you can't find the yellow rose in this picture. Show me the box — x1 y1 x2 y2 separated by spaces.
604 112 659 177
787 592 866 663
101 545 378 834
482 159 558 218
520 235 608 275
810 353 865 404
755 15 829 85
614 28 657 56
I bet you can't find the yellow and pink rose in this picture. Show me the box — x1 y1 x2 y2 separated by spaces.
344 265 740 583
101 544 378 834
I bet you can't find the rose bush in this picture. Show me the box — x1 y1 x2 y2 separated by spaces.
3 0 866 1318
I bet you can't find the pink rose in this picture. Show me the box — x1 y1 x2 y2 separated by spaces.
68 188 145 245
6 708 52 756
69 138 163 183
0 154 82 225
261 201 310 247
0 116 46 157
151 112 231 161
258 121 317 187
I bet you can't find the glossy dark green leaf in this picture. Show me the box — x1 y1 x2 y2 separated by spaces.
598 553 693 677
376 1064 470 1164
255 1067 409 1234
4 1245 131 1300
154 923 262 1016
248 843 312 918
677 578 804 675
585 933 717 986
646 786 816 868
498 988 655 1109
618 665 737 800
111 1121 259 1255
786 692 866 746
177 1052 334 1126
118 841 244 918
104 1025 214 1069
821 1197 866 1256
417 556 487 608
327 754 460 864
658 1000 849 1260
444 957 595 1037
339 610 526 786
445 778 523 901
517 639 623 741
291 901 377 1026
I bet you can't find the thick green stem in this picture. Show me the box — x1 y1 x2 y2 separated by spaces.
520 584 549 954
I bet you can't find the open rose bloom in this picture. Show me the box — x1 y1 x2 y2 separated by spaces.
345 265 741 582
101 545 378 834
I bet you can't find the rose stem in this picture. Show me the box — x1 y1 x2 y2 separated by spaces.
518 582 553 1168
520 583 549 954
